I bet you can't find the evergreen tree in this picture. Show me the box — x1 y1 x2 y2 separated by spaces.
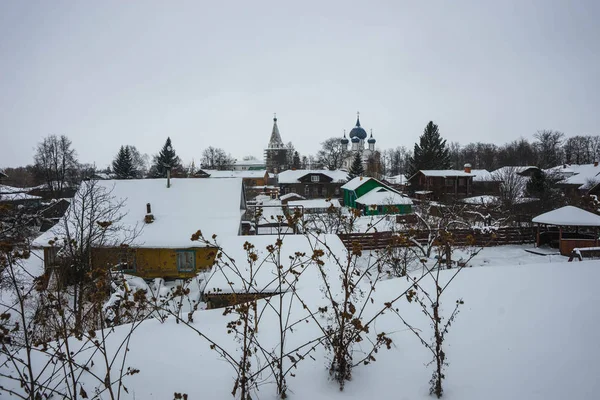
526 169 563 212
112 146 136 179
347 151 365 180
292 151 301 169
407 121 450 177
149 137 182 178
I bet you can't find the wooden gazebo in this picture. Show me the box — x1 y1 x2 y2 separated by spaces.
532 206 600 256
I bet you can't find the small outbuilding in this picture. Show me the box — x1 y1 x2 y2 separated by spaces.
532 206 600 256
342 176 413 215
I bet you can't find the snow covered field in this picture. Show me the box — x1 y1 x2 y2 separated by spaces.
460 244 567 267
1 244 597 399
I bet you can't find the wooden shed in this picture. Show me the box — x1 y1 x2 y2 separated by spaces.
532 206 600 256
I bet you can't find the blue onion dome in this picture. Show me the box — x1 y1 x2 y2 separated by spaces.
349 116 367 140
367 132 376 144
341 130 349 145
351 136 360 143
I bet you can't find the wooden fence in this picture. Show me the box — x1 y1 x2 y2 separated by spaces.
337 227 536 251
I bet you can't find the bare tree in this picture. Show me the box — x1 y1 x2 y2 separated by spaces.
200 146 236 170
493 167 527 211
33 134 79 197
44 180 140 331
534 130 564 168
316 138 345 170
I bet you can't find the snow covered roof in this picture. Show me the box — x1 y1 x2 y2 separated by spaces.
0 192 42 202
92 172 113 180
277 169 348 184
0 185 43 202
471 169 501 182
234 158 265 166
341 176 372 190
205 234 346 293
280 192 305 201
552 164 600 188
491 166 539 176
532 206 600 226
417 170 475 178
383 174 407 185
0 184 33 194
34 178 245 248
355 188 413 206
200 169 268 179
288 198 341 210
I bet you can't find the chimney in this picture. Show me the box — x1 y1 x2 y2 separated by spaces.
144 203 155 223
464 163 472 173
166 166 171 188
595 160 598 167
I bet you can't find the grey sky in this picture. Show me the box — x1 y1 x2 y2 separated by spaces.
1 0 599 168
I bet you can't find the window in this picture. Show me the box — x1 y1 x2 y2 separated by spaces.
318 185 323 195
304 185 310 196
118 250 136 273
458 178 466 187
334 186 340 195
177 251 196 272
445 178 454 187
311 175 320 182
284 187 290 194
46 247 58 266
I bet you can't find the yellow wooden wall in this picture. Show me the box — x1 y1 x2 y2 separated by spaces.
91 247 218 279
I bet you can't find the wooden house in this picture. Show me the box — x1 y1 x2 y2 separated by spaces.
407 165 476 201
341 177 413 215
35 178 246 280
277 169 347 199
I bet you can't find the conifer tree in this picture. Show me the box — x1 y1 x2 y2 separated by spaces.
526 169 562 212
112 146 136 179
149 137 182 178
347 151 365 180
407 121 451 177
292 151 301 169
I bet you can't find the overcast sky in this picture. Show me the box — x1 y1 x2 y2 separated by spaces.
1 0 599 168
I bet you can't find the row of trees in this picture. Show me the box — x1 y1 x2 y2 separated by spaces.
4 125 599 190
310 124 599 178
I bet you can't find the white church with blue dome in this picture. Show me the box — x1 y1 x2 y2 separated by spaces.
340 113 377 170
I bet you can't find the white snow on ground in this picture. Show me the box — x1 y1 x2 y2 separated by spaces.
457 244 567 267
205 234 344 294
2 243 598 400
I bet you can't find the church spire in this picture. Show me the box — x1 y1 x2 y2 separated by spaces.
356 111 361 127
267 113 284 149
